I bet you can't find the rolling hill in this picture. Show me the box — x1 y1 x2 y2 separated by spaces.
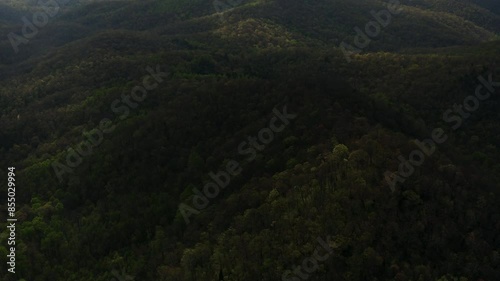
0 0 499 280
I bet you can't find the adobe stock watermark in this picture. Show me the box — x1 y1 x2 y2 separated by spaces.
7 0 70 54
51 65 168 182
178 105 297 224
282 236 336 281
385 73 499 192
340 0 411 62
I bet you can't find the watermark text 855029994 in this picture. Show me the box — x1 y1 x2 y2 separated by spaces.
6 167 17 274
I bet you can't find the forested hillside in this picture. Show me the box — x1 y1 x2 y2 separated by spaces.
0 0 499 280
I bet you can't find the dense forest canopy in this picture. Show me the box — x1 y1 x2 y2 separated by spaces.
0 0 499 280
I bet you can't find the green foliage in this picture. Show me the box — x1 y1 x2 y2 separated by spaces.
0 0 499 280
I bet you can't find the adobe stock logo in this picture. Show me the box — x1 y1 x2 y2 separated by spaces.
385 74 499 191
340 0 410 62
178 105 297 224
51 65 168 182
7 0 69 54
282 236 336 281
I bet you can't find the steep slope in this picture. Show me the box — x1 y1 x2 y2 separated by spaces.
0 1 499 281
410 0 500 32
473 0 500 14
1 0 499 68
